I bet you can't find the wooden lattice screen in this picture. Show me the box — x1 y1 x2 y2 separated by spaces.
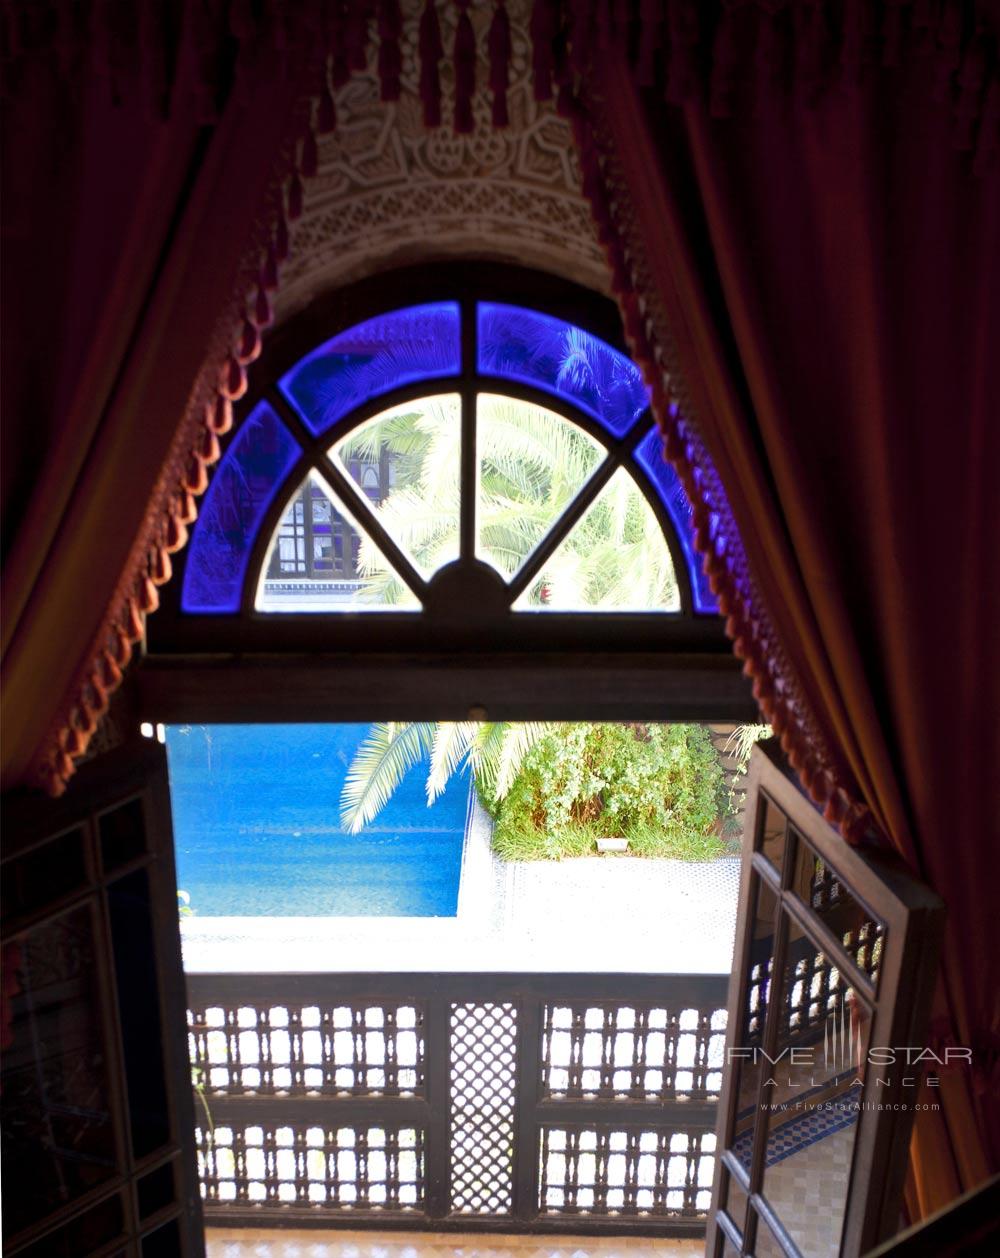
186 972 729 1236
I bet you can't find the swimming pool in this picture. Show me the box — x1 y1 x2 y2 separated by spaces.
165 725 469 917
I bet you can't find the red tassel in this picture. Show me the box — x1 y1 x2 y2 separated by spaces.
238 318 261 364
166 513 188 553
77 699 97 737
177 490 198 524
113 625 133 668
55 749 76 779
419 0 443 128
223 354 247 400
89 675 110 718
346 1 373 73
300 128 319 177
100 648 123 690
287 171 304 220
124 597 145 642
209 393 234 434
254 285 273 327
453 1 475 133
64 724 85 756
488 2 511 126
531 0 556 101
153 547 173 585
318 85 337 132
377 0 402 101
184 456 208 495
138 574 159 614
200 426 221 465
275 214 290 261
263 244 280 290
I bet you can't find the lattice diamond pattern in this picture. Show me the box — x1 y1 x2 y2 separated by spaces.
542 1003 727 1101
187 1002 424 1096
195 1121 424 1210
539 1126 716 1219
449 1002 518 1215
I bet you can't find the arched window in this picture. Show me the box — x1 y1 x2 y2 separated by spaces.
148 269 749 720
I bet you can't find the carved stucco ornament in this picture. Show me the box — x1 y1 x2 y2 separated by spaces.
276 0 607 323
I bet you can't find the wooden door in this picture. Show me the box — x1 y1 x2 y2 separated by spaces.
707 741 944 1258
1 738 203 1257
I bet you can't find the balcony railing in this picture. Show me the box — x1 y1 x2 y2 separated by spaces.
187 971 729 1235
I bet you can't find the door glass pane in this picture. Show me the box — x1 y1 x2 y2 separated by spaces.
475 393 605 579
278 303 461 436
331 395 462 580
512 468 680 611
760 916 870 1258
720 1163 749 1236
1 906 118 1237
256 474 420 612
791 837 885 989
756 796 789 877
751 1218 788 1257
727 872 779 1175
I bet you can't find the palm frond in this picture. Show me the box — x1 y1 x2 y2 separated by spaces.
427 723 477 803
724 724 772 775
492 723 556 800
340 722 435 833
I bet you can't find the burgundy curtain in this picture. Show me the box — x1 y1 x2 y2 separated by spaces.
1 7 322 792
577 10 999 1213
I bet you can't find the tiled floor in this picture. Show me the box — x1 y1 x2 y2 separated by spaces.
204 1230 705 1258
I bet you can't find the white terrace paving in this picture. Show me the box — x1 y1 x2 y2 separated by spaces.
182 800 740 975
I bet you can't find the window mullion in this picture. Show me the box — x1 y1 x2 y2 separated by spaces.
505 450 624 603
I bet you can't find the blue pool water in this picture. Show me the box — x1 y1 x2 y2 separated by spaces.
165 725 469 917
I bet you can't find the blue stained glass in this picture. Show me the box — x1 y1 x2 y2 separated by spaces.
477 303 649 437
181 403 301 613
279 302 461 435
634 427 719 614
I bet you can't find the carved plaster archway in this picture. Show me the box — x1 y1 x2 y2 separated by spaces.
277 0 608 325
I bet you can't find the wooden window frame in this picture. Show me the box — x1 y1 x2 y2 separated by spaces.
141 264 755 726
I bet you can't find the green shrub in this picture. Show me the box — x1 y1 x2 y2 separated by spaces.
487 723 728 861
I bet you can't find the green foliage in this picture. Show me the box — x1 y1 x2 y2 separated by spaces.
340 720 554 834
725 724 771 776
487 723 728 860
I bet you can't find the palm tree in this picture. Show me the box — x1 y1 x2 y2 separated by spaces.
337 393 678 609
337 332 680 828
340 721 554 834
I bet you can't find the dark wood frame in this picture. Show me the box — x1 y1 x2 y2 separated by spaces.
141 264 755 724
187 970 729 1237
707 740 945 1258
2 740 203 1257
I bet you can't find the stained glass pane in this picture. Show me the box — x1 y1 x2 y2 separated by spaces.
477 303 649 437
513 468 680 611
634 428 719 613
331 395 461 580
475 393 606 579
279 303 461 436
256 473 420 612
181 403 301 614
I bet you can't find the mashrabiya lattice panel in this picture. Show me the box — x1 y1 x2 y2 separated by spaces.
187 1001 425 1096
541 1003 727 1102
449 1002 518 1215
539 1127 716 1219
195 1121 425 1210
